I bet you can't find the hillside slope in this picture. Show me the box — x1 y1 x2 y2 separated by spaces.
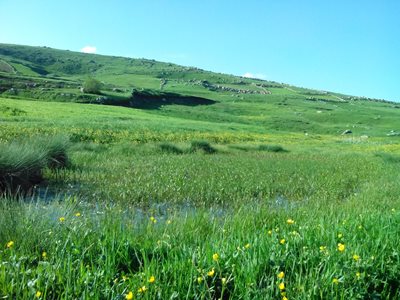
0 43 399 138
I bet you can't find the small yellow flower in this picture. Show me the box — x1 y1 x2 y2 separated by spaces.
319 246 327 252
75 212 81 217
356 272 361 279
42 252 47 259
150 216 157 224
353 254 360 261
138 286 147 293
125 291 133 300
268 230 272 235
244 243 251 249
148 276 155 283
59 217 65 222
287 219 295 225
337 243 345 252
35 291 42 298
207 269 215 277
221 277 227 285
280 239 286 245
337 233 343 239
278 271 285 279
282 297 288 300
212 253 219 261
6 241 14 248
332 278 339 284
197 276 203 283
278 282 285 290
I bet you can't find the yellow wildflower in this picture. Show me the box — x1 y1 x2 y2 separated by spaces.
6 241 14 248
207 269 215 277
212 253 219 261
125 291 133 300
332 278 339 284
356 272 361 279
138 286 147 293
319 246 327 252
59 217 65 222
75 212 81 217
35 291 42 298
282 296 288 300
150 216 157 223
280 239 286 245
337 233 343 239
244 243 251 249
268 230 272 235
42 252 47 259
287 219 295 225
279 282 285 290
278 271 285 279
353 254 360 261
148 276 155 283
337 243 345 252
197 276 203 283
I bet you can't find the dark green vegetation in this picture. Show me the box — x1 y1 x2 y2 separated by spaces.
0 44 400 299
0 137 68 193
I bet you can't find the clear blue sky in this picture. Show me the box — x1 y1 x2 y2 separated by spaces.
1 0 399 101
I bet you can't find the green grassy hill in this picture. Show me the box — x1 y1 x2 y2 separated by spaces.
1 43 399 139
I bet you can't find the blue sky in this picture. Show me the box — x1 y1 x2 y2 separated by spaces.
1 0 399 101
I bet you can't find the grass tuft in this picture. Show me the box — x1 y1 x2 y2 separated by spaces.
257 144 287 153
190 140 217 154
158 143 184 154
0 136 69 193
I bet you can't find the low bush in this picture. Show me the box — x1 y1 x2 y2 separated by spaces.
158 143 183 154
189 140 217 154
257 144 287 153
0 136 69 194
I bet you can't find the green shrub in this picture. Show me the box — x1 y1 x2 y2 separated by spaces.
189 140 217 154
257 144 287 152
158 143 183 154
82 78 102 94
0 136 69 194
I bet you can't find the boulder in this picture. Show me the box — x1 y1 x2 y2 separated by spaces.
342 129 352 135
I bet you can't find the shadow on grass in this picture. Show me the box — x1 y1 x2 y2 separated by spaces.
98 89 216 109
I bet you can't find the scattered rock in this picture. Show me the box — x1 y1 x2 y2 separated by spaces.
342 129 352 135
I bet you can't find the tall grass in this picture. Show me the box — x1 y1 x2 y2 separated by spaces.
0 136 69 193
0 192 399 299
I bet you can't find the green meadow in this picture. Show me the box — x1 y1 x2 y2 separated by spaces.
1 44 400 299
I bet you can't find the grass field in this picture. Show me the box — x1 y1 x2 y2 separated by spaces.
1 44 400 299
